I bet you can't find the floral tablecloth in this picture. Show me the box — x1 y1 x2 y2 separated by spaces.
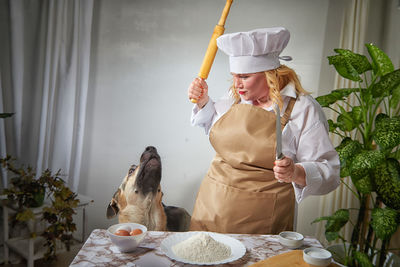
70 229 324 267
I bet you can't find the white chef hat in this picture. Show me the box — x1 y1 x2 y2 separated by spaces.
216 27 291 74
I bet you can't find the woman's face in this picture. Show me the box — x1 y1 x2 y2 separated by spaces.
232 72 269 102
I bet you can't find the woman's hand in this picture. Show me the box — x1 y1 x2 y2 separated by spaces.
188 78 209 108
273 157 306 186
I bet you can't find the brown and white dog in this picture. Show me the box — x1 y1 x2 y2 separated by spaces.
106 146 191 231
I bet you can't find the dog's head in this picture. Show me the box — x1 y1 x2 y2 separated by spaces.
107 146 162 219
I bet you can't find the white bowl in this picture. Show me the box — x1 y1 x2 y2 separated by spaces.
303 247 332 267
278 231 304 249
107 223 147 253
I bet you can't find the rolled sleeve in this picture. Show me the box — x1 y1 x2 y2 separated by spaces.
191 99 216 134
292 120 340 203
293 161 340 203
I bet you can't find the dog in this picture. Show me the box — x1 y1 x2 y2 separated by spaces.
106 146 191 231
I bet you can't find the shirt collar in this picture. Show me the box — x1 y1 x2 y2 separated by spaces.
280 82 297 98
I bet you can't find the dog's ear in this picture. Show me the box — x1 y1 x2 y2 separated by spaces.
106 189 120 219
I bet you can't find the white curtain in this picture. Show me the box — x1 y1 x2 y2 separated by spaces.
0 73 8 185
0 0 94 192
316 0 370 245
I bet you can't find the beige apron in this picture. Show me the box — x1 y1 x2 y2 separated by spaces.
190 98 296 234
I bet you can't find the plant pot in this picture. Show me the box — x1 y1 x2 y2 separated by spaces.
327 244 400 267
28 187 45 208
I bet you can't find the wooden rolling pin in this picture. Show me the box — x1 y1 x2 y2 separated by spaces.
191 0 233 103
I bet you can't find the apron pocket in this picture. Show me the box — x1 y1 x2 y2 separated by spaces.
201 175 277 234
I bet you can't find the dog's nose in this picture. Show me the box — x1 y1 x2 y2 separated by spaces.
145 146 157 152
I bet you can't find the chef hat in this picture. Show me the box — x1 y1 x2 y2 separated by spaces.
216 27 291 74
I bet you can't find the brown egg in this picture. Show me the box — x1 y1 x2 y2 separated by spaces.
114 229 130 236
130 229 143 236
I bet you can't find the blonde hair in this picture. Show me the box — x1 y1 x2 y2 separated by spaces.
230 65 310 110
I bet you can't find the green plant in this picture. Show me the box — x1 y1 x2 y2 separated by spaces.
0 113 14 118
1 156 80 261
312 44 400 267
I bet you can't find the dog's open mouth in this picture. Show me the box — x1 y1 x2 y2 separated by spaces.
135 146 162 195
144 157 160 170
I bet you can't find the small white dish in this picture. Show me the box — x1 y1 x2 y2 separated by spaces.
303 247 332 267
278 231 304 249
107 222 147 253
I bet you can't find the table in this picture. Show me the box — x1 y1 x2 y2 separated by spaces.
70 229 324 267
2 194 93 267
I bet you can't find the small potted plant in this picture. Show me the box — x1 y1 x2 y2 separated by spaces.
2 159 45 219
1 156 80 261
312 43 400 267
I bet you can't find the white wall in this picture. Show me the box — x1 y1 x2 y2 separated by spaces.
79 0 337 237
382 0 400 68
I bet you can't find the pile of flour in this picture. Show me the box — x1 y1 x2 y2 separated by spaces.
172 233 231 263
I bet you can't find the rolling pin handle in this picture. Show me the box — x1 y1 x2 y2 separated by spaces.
190 77 205 104
190 0 233 104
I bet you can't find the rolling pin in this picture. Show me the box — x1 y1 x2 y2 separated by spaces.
190 0 233 103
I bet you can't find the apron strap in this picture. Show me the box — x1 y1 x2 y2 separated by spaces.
281 98 296 130
234 95 296 130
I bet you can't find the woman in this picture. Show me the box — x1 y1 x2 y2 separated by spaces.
188 27 340 234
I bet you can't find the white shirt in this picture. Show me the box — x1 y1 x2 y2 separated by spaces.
191 83 340 203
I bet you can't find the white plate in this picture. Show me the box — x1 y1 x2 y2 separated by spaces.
160 231 246 265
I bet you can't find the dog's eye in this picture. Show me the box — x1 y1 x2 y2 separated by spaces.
135 190 138 194
158 189 160 192
128 165 137 175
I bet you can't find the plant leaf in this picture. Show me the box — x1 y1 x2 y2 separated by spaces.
325 231 339 242
340 165 351 178
327 119 338 133
351 106 363 124
334 48 372 74
312 216 333 224
335 138 362 177
354 251 374 267
353 175 374 194
373 158 400 210
337 105 357 131
349 150 385 179
336 138 362 163
389 83 400 109
312 209 349 242
337 113 356 131
0 113 14 118
316 88 359 107
316 93 341 108
326 209 350 232
328 55 363 82
371 207 399 240
373 115 400 150
371 69 400 98
375 113 390 125
16 209 35 221
366 43 394 76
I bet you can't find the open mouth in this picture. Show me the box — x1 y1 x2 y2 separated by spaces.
145 157 160 169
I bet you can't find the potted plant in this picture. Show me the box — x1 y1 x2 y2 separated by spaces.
1 156 80 261
312 43 400 267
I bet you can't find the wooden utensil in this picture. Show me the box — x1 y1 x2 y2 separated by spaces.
248 250 341 267
190 0 233 103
